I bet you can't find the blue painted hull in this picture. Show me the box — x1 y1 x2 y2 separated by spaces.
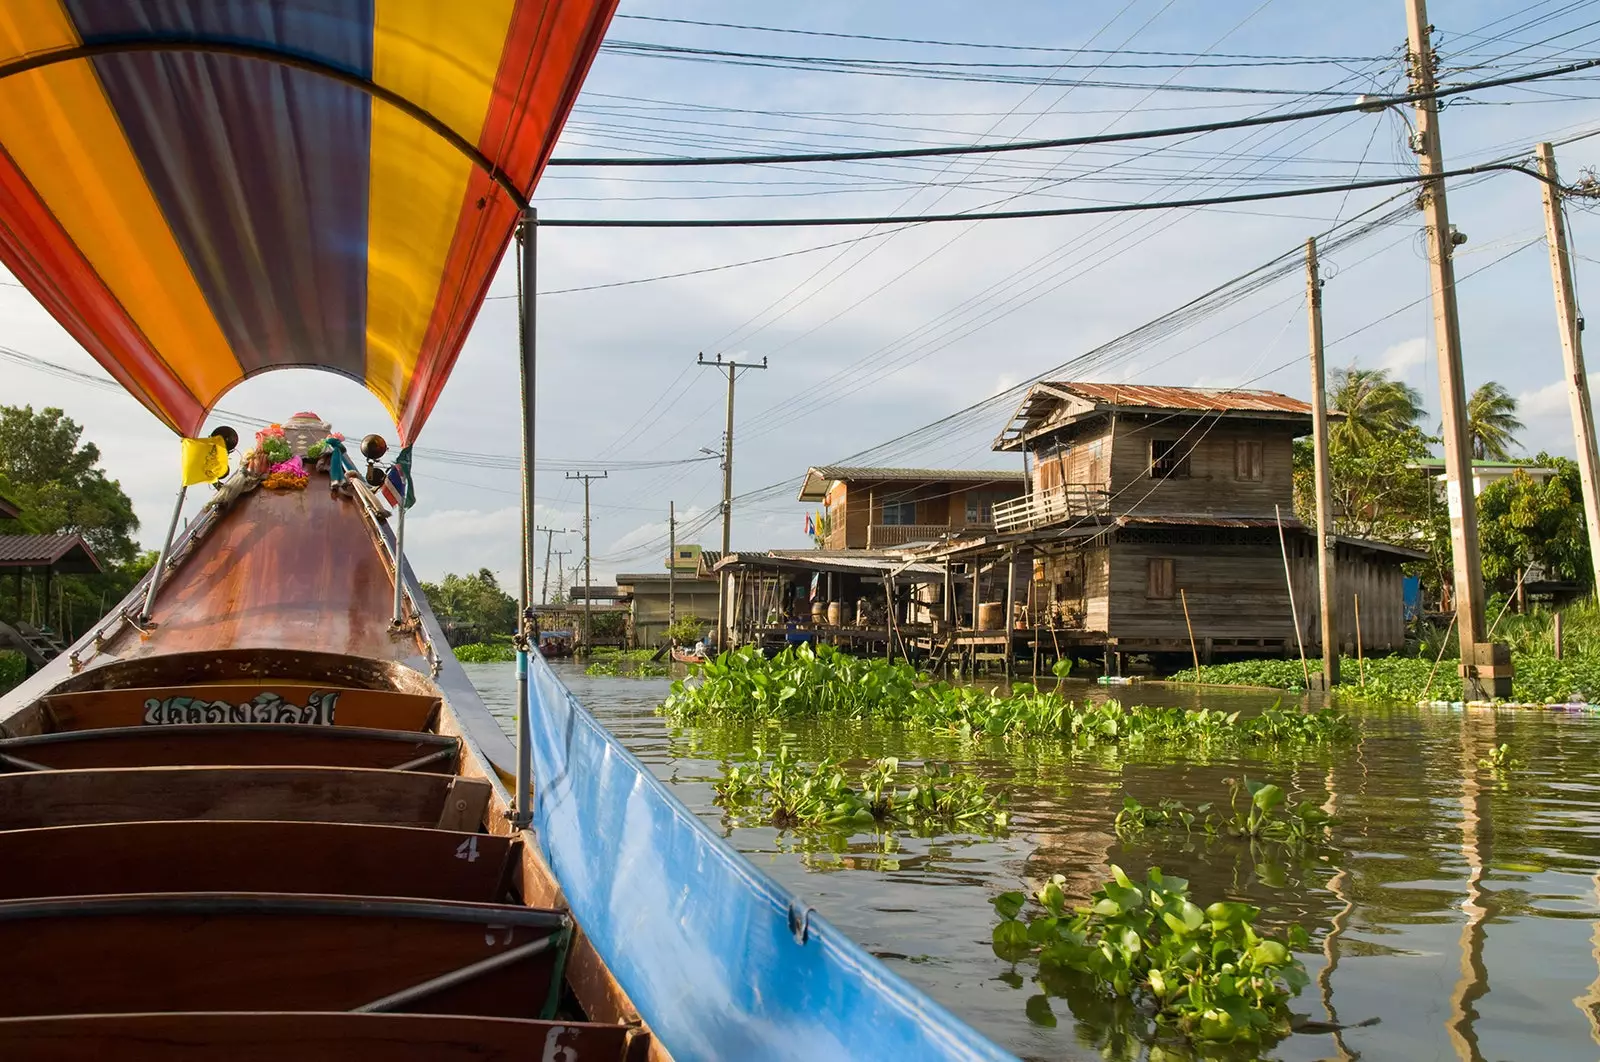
525 651 1018 1062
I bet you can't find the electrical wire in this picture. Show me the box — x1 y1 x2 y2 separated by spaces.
547 56 1600 167
539 160 1553 228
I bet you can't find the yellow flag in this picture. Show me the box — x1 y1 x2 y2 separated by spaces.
180 436 229 486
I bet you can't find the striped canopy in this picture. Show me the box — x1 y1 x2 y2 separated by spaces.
0 0 615 441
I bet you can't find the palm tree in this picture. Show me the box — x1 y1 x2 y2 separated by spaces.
1466 381 1524 460
1329 366 1425 446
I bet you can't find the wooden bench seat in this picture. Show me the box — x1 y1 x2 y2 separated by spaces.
0 766 491 831
0 724 458 772
41 683 439 733
0 893 568 1019
0 821 515 902
0 1012 638 1062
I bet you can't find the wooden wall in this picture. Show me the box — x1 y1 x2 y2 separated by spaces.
1084 529 1408 651
1106 415 1300 518
1288 541 1408 652
1104 531 1296 642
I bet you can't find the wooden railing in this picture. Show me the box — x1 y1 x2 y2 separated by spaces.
866 523 990 548
992 485 1109 532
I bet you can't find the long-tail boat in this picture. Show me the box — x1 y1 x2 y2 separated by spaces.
0 4 1016 1060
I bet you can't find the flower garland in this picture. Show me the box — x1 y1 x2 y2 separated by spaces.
263 454 309 491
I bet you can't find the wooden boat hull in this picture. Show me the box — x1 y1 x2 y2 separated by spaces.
0 1013 638 1062
0 893 564 1019
0 821 515 901
0 444 1015 1061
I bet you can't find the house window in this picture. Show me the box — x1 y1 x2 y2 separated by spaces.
966 491 1004 523
1150 440 1191 479
880 494 918 525
1235 439 1264 481
1146 558 1175 600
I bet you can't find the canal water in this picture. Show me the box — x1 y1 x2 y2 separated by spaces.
465 661 1600 1062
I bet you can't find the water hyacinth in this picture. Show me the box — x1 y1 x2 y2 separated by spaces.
663 644 1354 746
714 742 1008 835
992 866 1310 1046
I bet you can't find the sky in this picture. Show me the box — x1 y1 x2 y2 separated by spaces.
8 0 1600 595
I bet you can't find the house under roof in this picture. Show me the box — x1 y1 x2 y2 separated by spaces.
0 534 102 574
994 381 1323 451
797 465 1026 502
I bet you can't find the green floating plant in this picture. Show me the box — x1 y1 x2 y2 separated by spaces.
1114 778 1336 850
713 743 1007 835
663 644 1355 747
992 866 1310 1046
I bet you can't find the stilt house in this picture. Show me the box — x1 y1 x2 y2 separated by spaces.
980 382 1419 662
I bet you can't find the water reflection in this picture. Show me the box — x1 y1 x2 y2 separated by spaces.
466 662 1600 1062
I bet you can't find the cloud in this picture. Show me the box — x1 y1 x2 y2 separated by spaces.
1377 338 1427 378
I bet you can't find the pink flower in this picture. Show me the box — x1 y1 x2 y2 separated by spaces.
268 456 306 477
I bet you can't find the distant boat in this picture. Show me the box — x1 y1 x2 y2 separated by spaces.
670 646 708 665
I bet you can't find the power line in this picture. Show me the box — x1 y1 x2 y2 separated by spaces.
546 56 1600 167
611 13 1385 61
538 160 1551 228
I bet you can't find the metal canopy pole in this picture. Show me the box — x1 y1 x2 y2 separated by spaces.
512 208 537 831
139 484 187 622
390 463 408 626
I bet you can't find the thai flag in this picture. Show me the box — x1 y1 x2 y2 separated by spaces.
379 465 407 509
804 513 815 536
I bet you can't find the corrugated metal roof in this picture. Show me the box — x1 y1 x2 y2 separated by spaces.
1116 514 1306 530
1049 382 1314 414
799 466 1024 500
0 534 102 572
994 381 1316 451
716 550 946 579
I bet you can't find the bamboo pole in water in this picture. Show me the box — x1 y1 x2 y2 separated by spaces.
1181 588 1200 681
1275 504 1311 688
1354 593 1365 688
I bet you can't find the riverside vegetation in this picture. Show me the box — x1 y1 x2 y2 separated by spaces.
663 644 1355 747
714 742 1007 835
992 866 1310 1048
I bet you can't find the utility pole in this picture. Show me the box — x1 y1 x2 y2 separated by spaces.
697 352 767 648
1405 0 1505 699
536 526 572 605
553 550 570 603
565 471 607 653
1536 141 1600 600
1307 237 1340 689
668 501 677 634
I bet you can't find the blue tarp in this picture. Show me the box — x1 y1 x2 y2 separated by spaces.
1403 575 1422 621
525 651 1018 1062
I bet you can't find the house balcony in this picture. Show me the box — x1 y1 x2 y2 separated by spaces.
992 485 1110 533
866 523 989 548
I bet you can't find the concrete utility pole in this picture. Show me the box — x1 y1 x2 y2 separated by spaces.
1306 237 1340 689
1535 141 1600 599
668 501 677 633
1405 0 1506 698
565 471 607 652
697 352 767 647
536 526 572 606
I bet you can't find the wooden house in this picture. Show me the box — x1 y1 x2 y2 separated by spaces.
969 382 1419 664
797 466 1025 550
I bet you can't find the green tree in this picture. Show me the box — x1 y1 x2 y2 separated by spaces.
419 568 518 638
1328 366 1425 448
1478 455 1591 595
0 405 145 639
1293 425 1436 546
0 405 138 566
1466 381 1524 460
